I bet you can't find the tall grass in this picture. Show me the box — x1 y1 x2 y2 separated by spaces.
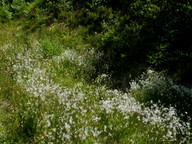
0 23 191 143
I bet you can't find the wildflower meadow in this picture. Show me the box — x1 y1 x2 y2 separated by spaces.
1 0 192 143
0 22 191 143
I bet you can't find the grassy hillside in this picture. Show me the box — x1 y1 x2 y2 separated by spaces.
0 19 191 144
0 0 192 143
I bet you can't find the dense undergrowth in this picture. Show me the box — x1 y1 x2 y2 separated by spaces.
0 20 192 144
1 0 192 143
1 0 192 87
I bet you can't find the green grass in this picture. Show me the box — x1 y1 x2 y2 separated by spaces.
0 21 191 143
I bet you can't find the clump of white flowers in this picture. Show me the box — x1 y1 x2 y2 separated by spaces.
1 43 192 143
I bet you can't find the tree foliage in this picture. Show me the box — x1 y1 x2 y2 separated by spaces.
1 0 192 87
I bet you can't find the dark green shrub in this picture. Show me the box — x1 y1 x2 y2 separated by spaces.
93 0 192 88
65 5 113 34
130 71 192 119
0 5 12 22
146 0 192 86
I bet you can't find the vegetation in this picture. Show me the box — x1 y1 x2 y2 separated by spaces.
0 0 192 143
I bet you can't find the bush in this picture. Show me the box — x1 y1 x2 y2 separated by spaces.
0 5 12 22
130 70 192 119
40 37 62 59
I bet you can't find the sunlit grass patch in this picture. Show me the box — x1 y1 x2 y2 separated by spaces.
0 21 22 47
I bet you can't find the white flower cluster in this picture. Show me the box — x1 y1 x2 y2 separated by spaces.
5 45 191 143
100 90 191 142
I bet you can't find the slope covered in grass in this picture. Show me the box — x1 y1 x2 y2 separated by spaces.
0 21 191 143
